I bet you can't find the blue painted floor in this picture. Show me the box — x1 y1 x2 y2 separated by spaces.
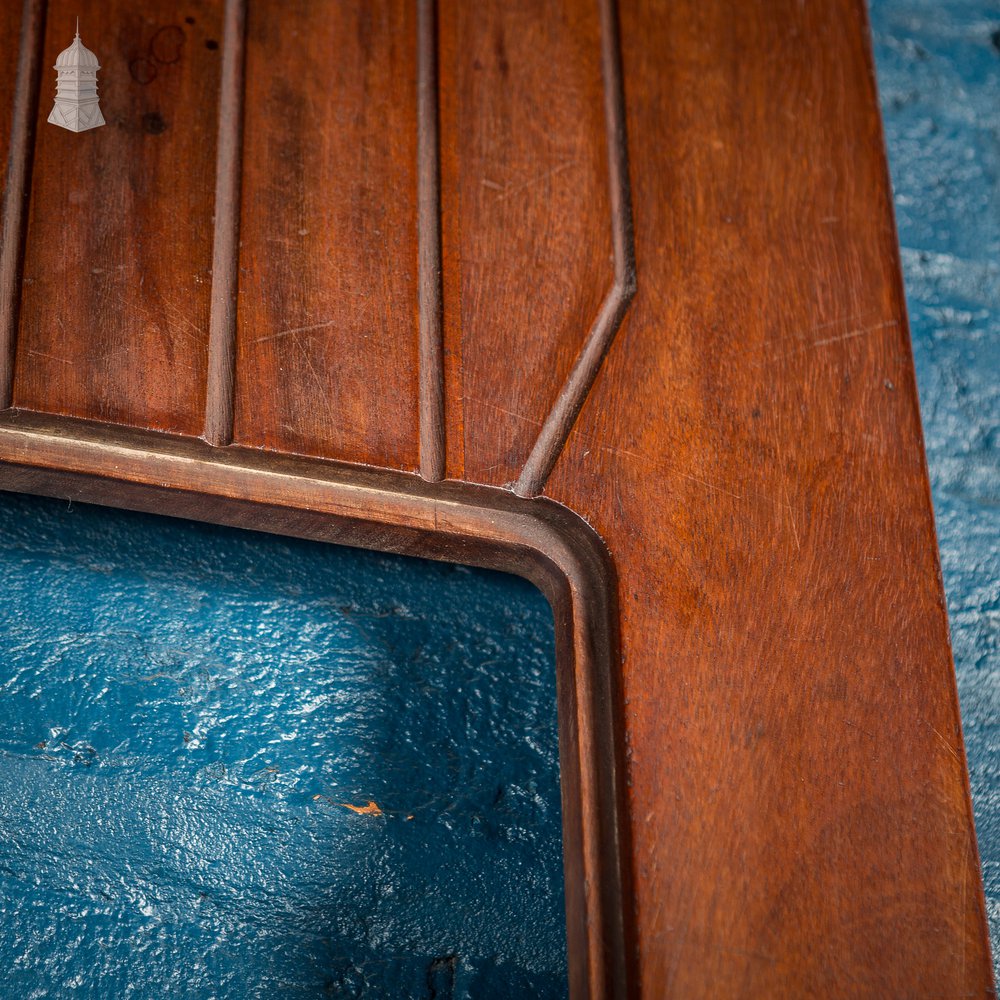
0 494 567 998
870 0 1000 971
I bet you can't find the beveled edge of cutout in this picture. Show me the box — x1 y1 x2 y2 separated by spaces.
0 408 634 1000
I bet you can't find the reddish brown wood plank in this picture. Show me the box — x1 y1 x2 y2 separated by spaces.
539 0 993 994
0 0 45 406
12 1 221 434
0 4 23 189
232 0 420 470
439 0 612 486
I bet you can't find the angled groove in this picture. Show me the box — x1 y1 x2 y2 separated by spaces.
417 0 445 481
514 0 636 499
203 0 247 446
0 0 47 408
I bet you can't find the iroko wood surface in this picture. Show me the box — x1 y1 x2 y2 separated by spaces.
234 0 420 467
14 0 221 433
0 4 19 187
0 1 993 997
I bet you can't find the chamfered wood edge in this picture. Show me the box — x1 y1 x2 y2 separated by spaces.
856 0 995 980
0 0 46 408
0 408 635 1000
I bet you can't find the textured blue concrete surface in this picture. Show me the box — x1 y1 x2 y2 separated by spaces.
870 0 1000 970
0 494 566 998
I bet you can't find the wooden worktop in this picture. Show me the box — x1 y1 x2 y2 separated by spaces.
0 1 992 995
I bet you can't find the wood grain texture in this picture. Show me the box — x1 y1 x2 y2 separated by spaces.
439 0 612 487
514 0 635 498
0 0 993 996
232 0 419 469
541 0 994 994
0 0 44 406
12 1 222 433
0 1 25 190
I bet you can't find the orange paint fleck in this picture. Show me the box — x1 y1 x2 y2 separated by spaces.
337 800 383 816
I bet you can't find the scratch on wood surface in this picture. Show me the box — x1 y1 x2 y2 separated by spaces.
167 325 202 349
162 302 205 341
297 337 337 429
489 160 577 202
463 395 543 428
672 469 744 502
927 721 962 764
769 425 802 552
255 319 337 344
27 350 72 366
844 719 877 740
782 481 801 553
587 437 748 502
160 311 203 348
811 319 899 349
755 317 901 364
575 428 812 518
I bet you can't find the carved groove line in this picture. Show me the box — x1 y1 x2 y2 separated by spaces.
514 0 636 499
203 0 247 446
0 0 47 408
417 0 445 482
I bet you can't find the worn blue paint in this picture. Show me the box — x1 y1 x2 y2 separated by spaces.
870 0 1000 971
0 493 567 998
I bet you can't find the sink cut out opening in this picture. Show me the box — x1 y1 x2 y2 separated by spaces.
0 491 569 999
